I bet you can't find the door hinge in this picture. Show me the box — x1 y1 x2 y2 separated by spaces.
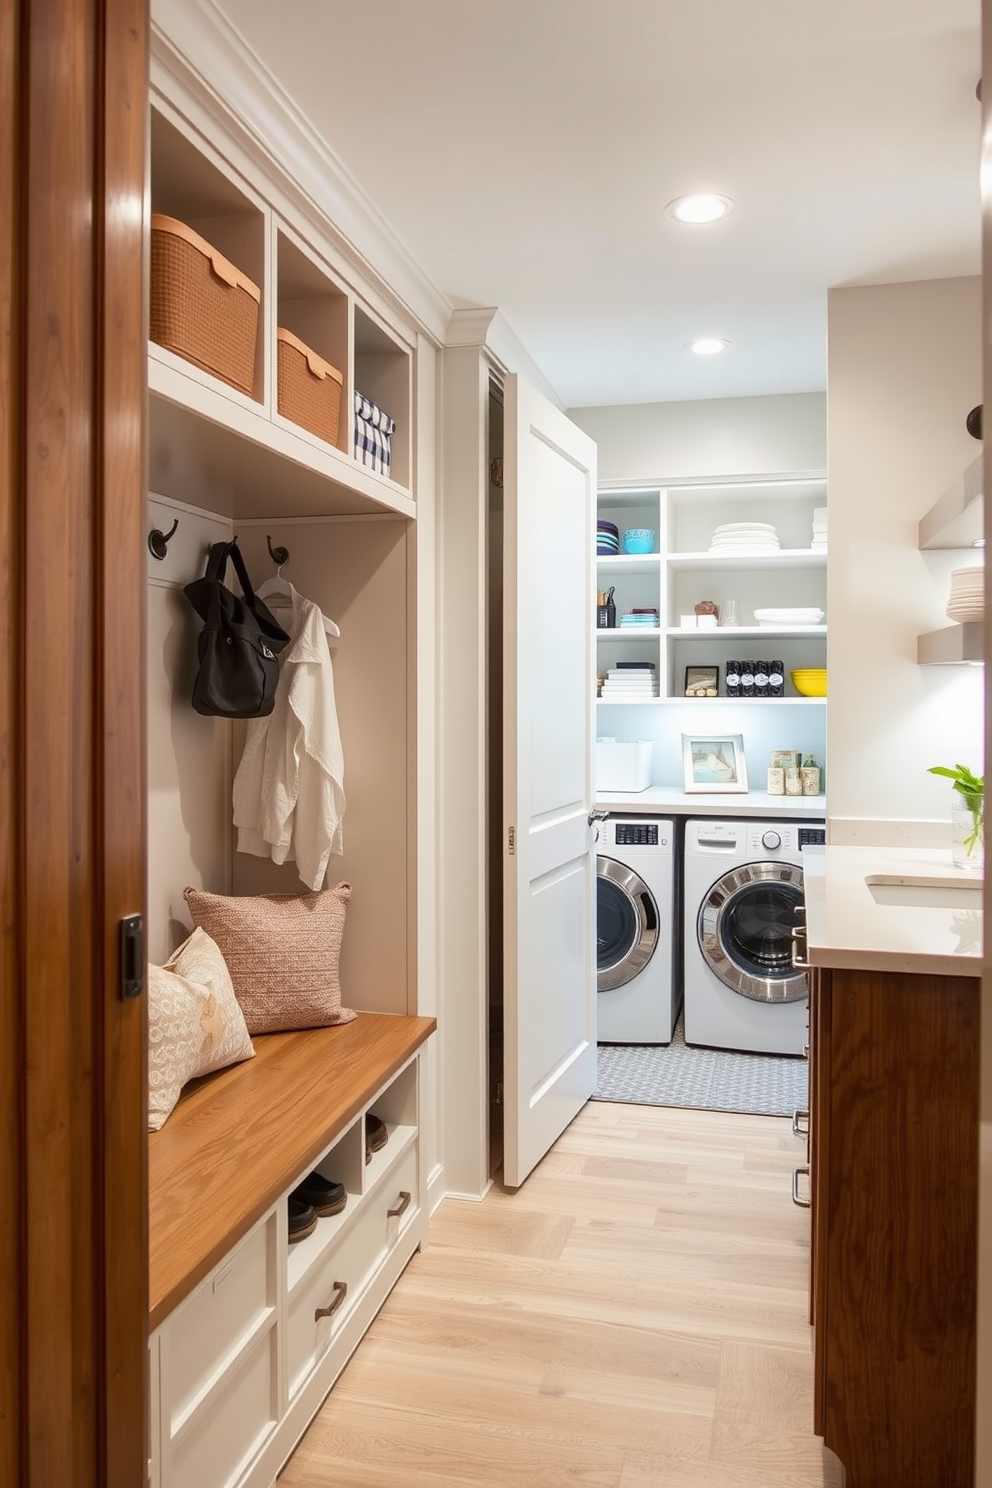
508 826 515 855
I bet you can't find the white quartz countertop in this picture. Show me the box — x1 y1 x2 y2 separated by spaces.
802 844 983 976
595 786 826 819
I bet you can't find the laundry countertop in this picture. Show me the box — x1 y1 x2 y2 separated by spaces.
595 786 826 819
801 844 982 976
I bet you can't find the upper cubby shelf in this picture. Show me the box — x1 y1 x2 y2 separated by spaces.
918 455 983 550
148 101 414 521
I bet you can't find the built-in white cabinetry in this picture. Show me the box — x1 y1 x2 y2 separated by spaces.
146 34 438 1488
917 454 984 665
597 478 828 703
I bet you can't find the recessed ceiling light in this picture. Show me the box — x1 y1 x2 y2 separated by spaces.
666 193 734 224
688 337 731 356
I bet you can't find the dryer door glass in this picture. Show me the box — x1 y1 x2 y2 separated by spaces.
698 861 806 1003
597 856 659 992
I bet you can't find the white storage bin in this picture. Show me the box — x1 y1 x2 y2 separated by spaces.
596 739 652 793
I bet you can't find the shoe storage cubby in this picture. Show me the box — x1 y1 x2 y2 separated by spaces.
148 95 415 519
596 478 828 704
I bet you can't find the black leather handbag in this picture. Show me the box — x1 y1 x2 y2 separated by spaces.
183 541 291 718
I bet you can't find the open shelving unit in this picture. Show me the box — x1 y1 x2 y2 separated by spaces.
596 478 828 702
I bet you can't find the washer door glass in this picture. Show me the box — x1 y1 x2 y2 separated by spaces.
698 862 806 1003
597 856 658 992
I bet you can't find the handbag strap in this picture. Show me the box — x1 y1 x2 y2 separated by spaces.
225 539 260 605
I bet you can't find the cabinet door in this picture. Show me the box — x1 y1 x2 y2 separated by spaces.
502 374 598 1187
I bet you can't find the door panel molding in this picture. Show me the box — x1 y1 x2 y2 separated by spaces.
1 2 149 1484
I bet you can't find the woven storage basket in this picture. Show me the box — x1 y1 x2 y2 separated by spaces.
276 329 344 445
150 214 261 395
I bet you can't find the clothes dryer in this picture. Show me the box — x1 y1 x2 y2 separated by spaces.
597 817 680 1044
682 818 825 1055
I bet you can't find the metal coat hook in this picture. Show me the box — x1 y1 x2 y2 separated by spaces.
267 535 289 568
148 517 179 561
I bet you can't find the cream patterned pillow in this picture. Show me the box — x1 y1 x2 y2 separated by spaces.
147 927 255 1131
183 882 356 1035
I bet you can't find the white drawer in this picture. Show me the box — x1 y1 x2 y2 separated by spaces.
287 1142 419 1396
163 1212 276 1430
168 1325 277 1488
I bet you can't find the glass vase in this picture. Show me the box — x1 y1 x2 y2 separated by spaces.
951 794 984 873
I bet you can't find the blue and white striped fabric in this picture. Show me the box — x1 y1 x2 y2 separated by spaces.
354 389 396 477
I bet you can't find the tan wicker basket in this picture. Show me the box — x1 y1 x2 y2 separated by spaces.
150 214 261 395
276 329 344 446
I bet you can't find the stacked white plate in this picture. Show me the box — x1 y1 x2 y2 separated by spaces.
708 521 780 556
946 566 984 623
753 607 825 627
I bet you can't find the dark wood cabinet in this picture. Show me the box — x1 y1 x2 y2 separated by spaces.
809 965 980 1488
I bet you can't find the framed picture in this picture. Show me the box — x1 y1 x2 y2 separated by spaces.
681 733 748 794
684 665 719 698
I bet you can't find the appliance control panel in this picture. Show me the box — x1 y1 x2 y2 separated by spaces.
689 819 825 855
608 819 671 849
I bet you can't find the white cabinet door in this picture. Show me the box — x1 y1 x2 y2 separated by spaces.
502 374 598 1188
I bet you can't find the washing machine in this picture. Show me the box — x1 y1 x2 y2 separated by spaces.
597 817 680 1044
682 818 825 1055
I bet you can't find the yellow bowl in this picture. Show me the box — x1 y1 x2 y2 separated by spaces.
790 669 827 697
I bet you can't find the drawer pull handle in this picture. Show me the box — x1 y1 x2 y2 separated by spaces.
387 1190 411 1219
803 1041 809 1060
790 926 809 970
792 1108 809 1137
314 1280 347 1322
792 1166 811 1209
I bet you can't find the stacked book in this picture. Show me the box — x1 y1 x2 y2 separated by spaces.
599 662 659 701
618 607 659 629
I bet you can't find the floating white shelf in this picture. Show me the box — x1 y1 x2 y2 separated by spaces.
918 455 983 550
917 623 984 666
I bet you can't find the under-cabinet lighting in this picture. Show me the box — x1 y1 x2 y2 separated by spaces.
688 337 731 356
666 194 734 223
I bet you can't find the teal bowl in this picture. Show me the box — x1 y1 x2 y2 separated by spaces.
622 528 655 554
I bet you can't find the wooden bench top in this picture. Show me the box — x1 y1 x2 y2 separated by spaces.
148 1011 436 1329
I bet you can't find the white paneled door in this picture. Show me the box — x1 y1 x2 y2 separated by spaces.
502 374 598 1188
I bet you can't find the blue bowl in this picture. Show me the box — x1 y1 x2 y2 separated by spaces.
622 528 655 554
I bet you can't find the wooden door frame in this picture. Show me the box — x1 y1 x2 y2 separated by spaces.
1 2 149 1485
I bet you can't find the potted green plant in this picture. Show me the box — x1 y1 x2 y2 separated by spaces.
928 763 984 871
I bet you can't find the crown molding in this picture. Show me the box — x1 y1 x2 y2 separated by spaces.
150 0 451 345
445 308 564 411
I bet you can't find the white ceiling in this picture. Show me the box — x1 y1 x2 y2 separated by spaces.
211 0 981 409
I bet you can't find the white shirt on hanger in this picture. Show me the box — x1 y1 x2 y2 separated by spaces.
233 582 345 890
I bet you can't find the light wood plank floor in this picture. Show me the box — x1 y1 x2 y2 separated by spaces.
279 1102 844 1487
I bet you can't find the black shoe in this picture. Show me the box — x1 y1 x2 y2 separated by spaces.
288 1196 318 1243
291 1171 346 1218
365 1112 387 1164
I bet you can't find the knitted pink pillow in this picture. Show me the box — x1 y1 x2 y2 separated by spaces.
183 882 356 1035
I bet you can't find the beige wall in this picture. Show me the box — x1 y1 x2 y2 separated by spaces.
569 391 826 481
826 276 983 845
